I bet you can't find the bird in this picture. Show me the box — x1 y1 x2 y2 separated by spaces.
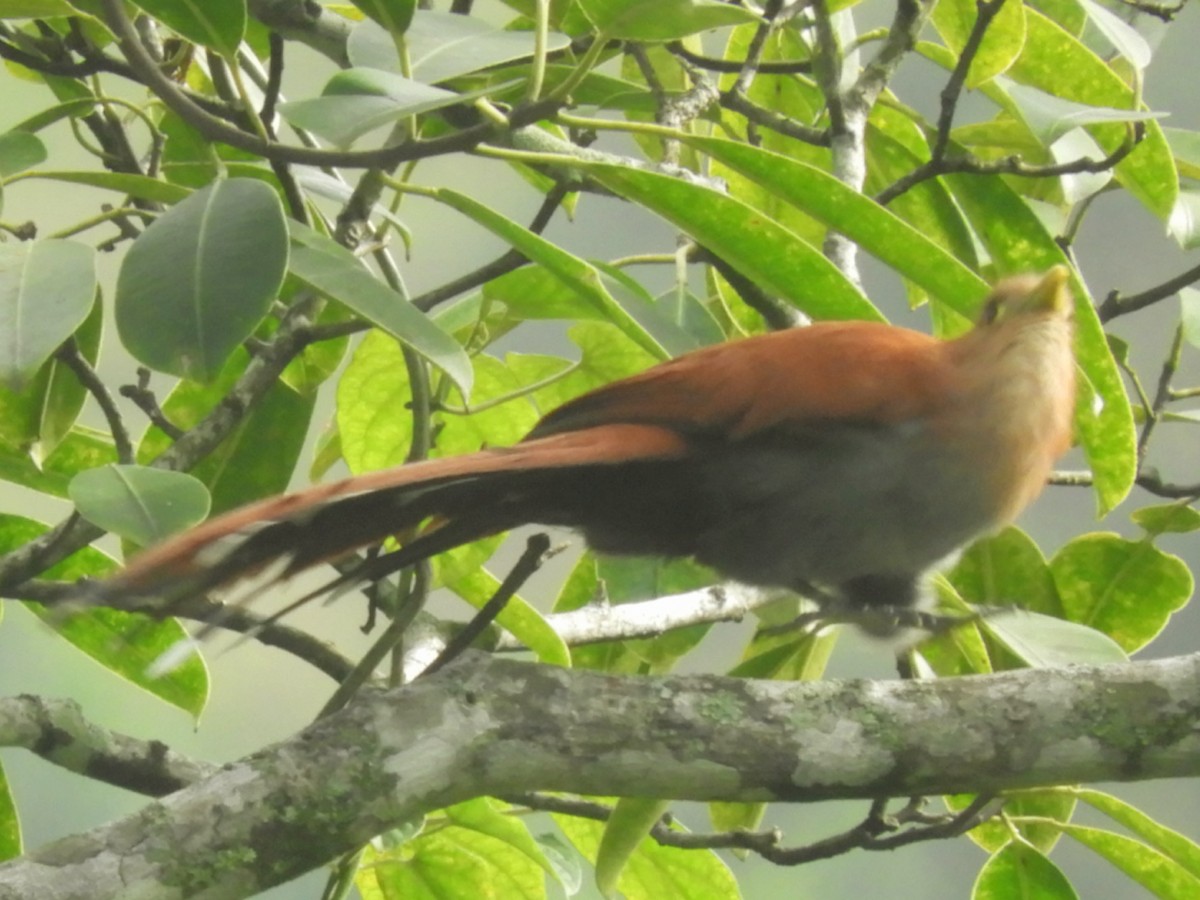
99 266 1076 628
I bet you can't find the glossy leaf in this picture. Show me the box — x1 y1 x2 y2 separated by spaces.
131 0 245 56
1165 127 1200 180
951 527 1062 618
287 223 472 398
932 0 1025 88
116 179 288 382
0 762 18 862
597 798 670 899
0 238 95 391
972 842 1077 900
69 464 211 546
444 799 563 882
338 337 531 473
1064 826 1200 898
364 801 547 899
0 0 74 15
1132 503 1200 536
983 610 1128 667
684 136 989 317
349 0 415 34
1002 80 1164 145
349 11 573 83
575 162 884 322
555 812 739 900
1050 533 1193 652
279 69 480 148
137 349 314 514
0 296 100 464
965 791 1076 854
0 514 207 717
1167 192 1200 250
6 169 191 204
1079 0 1151 70
435 188 672 360
0 129 46 177
1181 287 1200 348
577 0 760 41
1006 7 1176 220
1077 789 1200 879
0 425 115 497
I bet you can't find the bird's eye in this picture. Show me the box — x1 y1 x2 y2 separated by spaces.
978 297 1002 325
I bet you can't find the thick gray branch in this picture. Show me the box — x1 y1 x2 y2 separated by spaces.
1 653 1197 899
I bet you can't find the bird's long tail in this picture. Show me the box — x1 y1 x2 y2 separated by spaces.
97 424 690 611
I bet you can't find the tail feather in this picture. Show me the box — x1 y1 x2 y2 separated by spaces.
100 424 690 608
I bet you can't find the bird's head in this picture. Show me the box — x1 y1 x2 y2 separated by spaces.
975 265 1073 327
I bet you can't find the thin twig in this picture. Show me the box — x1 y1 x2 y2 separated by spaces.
422 534 552 676
98 0 564 170
1098 258 1200 321
119 367 185 439
55 337 134 464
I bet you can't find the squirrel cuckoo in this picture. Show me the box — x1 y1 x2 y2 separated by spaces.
100 267 1075 623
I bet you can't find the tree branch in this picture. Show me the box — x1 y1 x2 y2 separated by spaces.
2 653 1197 897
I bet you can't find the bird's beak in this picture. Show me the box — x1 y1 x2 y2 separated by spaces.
1031 265 1073 316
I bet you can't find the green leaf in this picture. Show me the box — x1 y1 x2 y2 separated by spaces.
932 0 1025 88
555 812 740 900
950 527 1062 618
965 791 1076 854
1050 533 1193 652
596 798 670 899
0 0 75 15
972 841 1077 900
1165 127 1200 180
0 296 100 464
1064 825 1200 898
446 798 563 880
0 238 96 391
525 323 660 416
137 349 314 514
0 514 208 717
983 610 1128 667
348 11 573 83
1005 7 1177 220
116 178 288 382
1167 191 1200 250
577 0 760 41
279 69 489 148
1132 503 1200 536
287 223 472 398
349 0 415 34
435 188 673 360
1002 79 1165 145
576 162 884 322
69 464 211 546
0 425 116 497
945 171 1136 514
1077 789 1200 879
0 762 19 862
0 129 46 177
684 136 989 317
598 556 714 671
6 169 191 203
1180 288 1200 348
131 0 245 56
1078 0 1151 70
364 802 547 899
